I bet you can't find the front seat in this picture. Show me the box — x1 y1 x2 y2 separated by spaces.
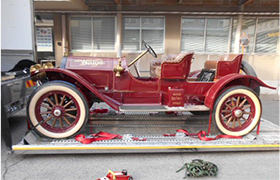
150 54 177 78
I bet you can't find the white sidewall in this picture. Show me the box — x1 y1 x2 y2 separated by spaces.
29 85 86 138
215 89 261 136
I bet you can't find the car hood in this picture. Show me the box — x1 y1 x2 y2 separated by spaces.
65 56 127 71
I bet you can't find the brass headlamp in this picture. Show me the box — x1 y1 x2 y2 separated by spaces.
30 62 54 81
30 62 54 74
30 64 42 74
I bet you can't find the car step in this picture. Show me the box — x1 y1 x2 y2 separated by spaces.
119 105 210 112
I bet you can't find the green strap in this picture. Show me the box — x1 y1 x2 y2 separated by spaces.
176 159 218 178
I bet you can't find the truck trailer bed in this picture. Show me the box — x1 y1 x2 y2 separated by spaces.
13 114 279 154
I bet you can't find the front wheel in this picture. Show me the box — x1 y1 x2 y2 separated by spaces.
27 82 89 139
213 86 262 136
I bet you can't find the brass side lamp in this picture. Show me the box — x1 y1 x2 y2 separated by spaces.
114 58 124 77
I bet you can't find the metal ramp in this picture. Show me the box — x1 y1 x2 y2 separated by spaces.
12 114 279 154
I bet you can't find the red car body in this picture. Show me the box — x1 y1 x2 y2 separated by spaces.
28 51 275 138
37 54 272 110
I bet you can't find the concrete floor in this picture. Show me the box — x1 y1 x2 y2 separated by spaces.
1 94 279 180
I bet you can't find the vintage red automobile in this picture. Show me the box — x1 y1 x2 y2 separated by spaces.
28 41 275 139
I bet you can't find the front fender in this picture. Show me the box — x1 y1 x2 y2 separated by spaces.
33 68 120 110
204 73 276 109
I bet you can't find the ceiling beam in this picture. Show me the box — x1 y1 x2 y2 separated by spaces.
113 0 120 4
243 0 255 5
239 0 255 6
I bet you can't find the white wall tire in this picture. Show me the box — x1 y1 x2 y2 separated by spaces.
213 86 262 136
27 82 89 139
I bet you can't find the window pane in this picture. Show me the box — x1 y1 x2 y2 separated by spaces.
181 18 205 52
142 17 164 29
255 18 279 53
122 17 165 52
92 17 115 50
122 17 140 51
142 30 164 52
231 18 256 53
206 18 230 52
241 19 256 53
70 17 92 50
124 17 140 29
141 17 164 52
122 29 140 51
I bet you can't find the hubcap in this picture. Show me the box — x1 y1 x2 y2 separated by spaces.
53 109 62 117
234 109 243 118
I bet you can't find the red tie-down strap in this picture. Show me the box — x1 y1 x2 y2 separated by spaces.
163 129 242 141
75 131 146 144
90 109 109 114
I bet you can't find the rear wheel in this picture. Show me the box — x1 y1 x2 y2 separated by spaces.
191 61 259 116
27 82 89 139
213 86 261 136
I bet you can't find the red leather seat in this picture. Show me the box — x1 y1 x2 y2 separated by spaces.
150 53 194 79
204 54 243 79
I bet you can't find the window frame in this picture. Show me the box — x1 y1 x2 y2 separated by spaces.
231 16 279 55
253 17 279 55
121 16 166 54
180 16 232 54
69 15 117 53
230 17 258 54
180 16 280 55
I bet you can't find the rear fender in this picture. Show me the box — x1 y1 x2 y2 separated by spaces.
32 68 120 111
204 74 276 109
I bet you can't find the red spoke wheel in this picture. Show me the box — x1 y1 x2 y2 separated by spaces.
213 86 261 136
27 82 88 138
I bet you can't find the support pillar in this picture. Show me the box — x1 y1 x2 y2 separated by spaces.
62 14 67 56
116 5 122 58
53 13 63 66
234 14 243 54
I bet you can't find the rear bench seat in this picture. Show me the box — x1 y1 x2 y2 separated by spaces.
202 54 243 80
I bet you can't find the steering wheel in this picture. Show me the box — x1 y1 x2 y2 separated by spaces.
143 40 157 58
128 40 158 68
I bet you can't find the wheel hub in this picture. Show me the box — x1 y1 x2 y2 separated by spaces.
53 109 62 117
233 109 243 118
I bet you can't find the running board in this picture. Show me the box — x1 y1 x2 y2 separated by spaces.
119 105 210 112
